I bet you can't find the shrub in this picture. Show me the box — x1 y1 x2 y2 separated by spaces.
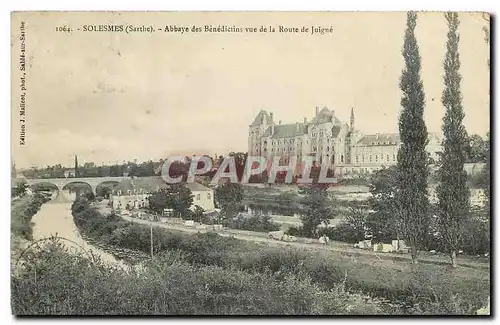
320 223 364 244
229 212 280 232
285 226 307 237
11 193 50 240
11 242 395 315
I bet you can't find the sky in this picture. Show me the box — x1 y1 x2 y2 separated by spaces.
11 12 490 169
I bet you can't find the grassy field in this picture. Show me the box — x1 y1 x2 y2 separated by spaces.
68 198 490 315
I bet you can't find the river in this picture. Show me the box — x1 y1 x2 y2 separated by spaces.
31 198 131 270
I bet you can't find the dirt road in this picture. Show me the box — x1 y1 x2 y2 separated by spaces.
121 215 489 270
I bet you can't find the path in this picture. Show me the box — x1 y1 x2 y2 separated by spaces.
121 215 489 270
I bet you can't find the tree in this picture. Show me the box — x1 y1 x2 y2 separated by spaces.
466 134 487 163
148 184 193 217
166 183 194 217
436 12 471 268
482 132 490 213
214 182 243 224
343 206 369 242
367 166 400 242
148 189 170 214
12 182 29 198
395 12 430 264
83 192 95 202
192 205 205 223
100 186 112 199
74 155 80 178
299 186 333 238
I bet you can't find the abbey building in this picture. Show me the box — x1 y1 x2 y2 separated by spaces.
248 107 442 177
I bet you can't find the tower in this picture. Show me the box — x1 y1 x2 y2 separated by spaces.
350 107 355 131
74 155 80 177
248 110 273 156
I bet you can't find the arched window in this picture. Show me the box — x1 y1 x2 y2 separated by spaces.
196 194 201 200
207 192 211 200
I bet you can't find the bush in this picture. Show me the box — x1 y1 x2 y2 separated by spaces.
11 242 395 315
229 212 280 232
285 226 307 237
11 193 50 240
320 223 365 244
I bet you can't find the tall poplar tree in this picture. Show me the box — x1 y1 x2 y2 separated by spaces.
396 11 430 264
436 12 470 268
74 155 80 178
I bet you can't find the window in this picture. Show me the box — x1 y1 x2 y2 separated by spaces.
375 155 378 162
356 155 359 163
393 154 396 161
196 194 200 200
370 155 372 162
387 154 390 162
207 192 211 200
341 155 344 163
362 155 365 162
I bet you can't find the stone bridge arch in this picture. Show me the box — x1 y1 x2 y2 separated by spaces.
62 181 94 195
26 176 129 195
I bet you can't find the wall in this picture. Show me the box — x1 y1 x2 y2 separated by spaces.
192 189 215 212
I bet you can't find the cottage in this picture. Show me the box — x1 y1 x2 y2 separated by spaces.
109 177 166 211
186 182 215 213
109 177 215 214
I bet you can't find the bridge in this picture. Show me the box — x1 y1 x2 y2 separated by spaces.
25 176 129 194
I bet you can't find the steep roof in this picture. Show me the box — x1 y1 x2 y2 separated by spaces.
357 133 400 146
310 107 341 124
262 123 307 139
112 177 167 194
357 132 442 147
186 182 212 192
112 178 211 194
250 110 273 126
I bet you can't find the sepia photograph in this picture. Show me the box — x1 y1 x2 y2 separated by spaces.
10 11 490 316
